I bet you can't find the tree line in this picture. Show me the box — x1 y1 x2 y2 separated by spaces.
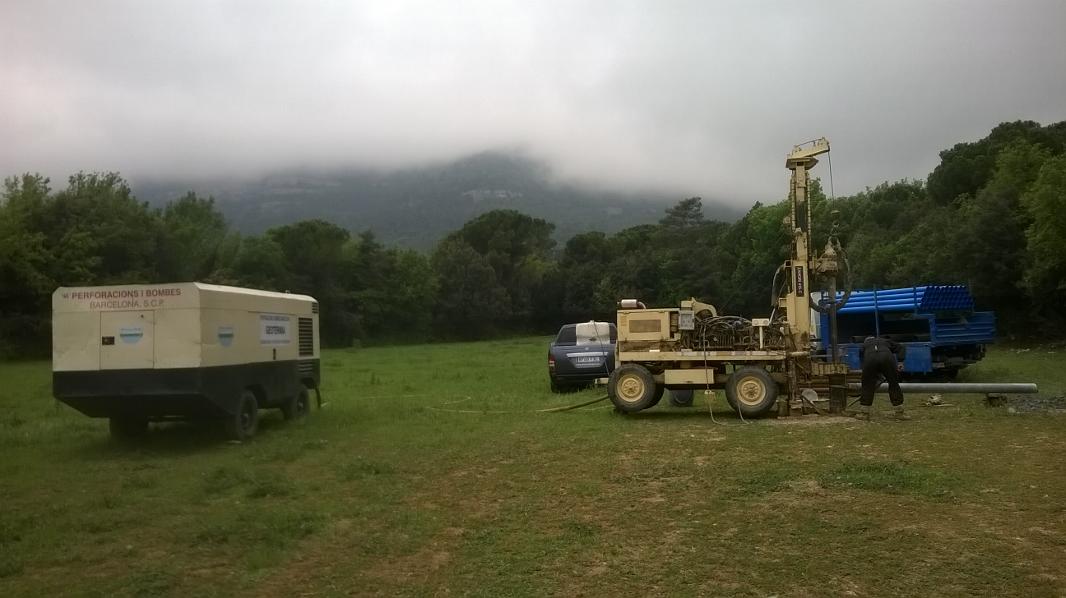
2 120 1064 357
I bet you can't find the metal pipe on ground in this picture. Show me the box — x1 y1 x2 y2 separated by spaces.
846 383 1038 394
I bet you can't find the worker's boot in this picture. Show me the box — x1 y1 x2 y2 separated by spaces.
891 405 911 421
854 405 871 421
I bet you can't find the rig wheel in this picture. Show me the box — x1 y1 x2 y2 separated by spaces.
226 390 259 441
725 367 779 417
669 389 695 407
649 383 666 407
608 364 658 413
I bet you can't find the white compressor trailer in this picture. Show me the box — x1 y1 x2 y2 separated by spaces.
52 283 320 440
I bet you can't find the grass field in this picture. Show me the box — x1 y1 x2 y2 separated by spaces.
2 340 1066 597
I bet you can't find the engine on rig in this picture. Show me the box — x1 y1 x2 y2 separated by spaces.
614 297 790 354
679 312 788 352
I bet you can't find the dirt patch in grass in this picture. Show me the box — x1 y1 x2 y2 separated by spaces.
365 535 456 588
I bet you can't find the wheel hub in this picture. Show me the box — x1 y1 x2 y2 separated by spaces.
618 375 645 402
737 377 767 405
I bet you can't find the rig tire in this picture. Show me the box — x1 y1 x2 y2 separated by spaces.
669 389 695 407
725 367 779 417
608 364 658 413
649 384 666 406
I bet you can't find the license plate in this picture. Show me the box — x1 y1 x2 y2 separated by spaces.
574 356 600 364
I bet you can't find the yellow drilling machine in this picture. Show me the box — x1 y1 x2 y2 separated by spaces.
608 138 853 417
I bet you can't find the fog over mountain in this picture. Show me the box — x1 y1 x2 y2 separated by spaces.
3 1 1065 208
137 151 745 248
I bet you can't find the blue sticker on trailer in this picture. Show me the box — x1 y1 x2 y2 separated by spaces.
218 326 234 347
119 327 143 344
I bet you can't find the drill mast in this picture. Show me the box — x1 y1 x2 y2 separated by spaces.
780 137 830 348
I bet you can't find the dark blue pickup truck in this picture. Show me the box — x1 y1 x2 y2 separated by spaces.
547 321 616 392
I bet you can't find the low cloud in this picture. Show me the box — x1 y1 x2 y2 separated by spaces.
2 0 1064 205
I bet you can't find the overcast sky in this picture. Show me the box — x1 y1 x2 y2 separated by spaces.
2 0 1064 205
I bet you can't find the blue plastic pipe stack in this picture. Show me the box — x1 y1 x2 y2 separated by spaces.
832 285 975 314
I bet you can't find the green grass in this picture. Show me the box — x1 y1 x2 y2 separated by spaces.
1 341 1065 597
818 460 965 499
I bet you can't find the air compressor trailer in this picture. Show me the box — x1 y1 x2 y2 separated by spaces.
52 283 320 440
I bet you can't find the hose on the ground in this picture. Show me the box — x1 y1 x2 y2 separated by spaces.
536 394 610 412
427 394 609 414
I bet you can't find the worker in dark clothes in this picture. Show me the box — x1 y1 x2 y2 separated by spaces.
855 335 909 421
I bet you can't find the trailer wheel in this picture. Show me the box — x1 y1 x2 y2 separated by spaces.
226 390 259 441
282 386 311 420
669 389 695 407
725 367 778 417
109 416 148 440
608 364 658 413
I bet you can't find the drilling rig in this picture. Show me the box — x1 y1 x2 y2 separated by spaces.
608 138 852 417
